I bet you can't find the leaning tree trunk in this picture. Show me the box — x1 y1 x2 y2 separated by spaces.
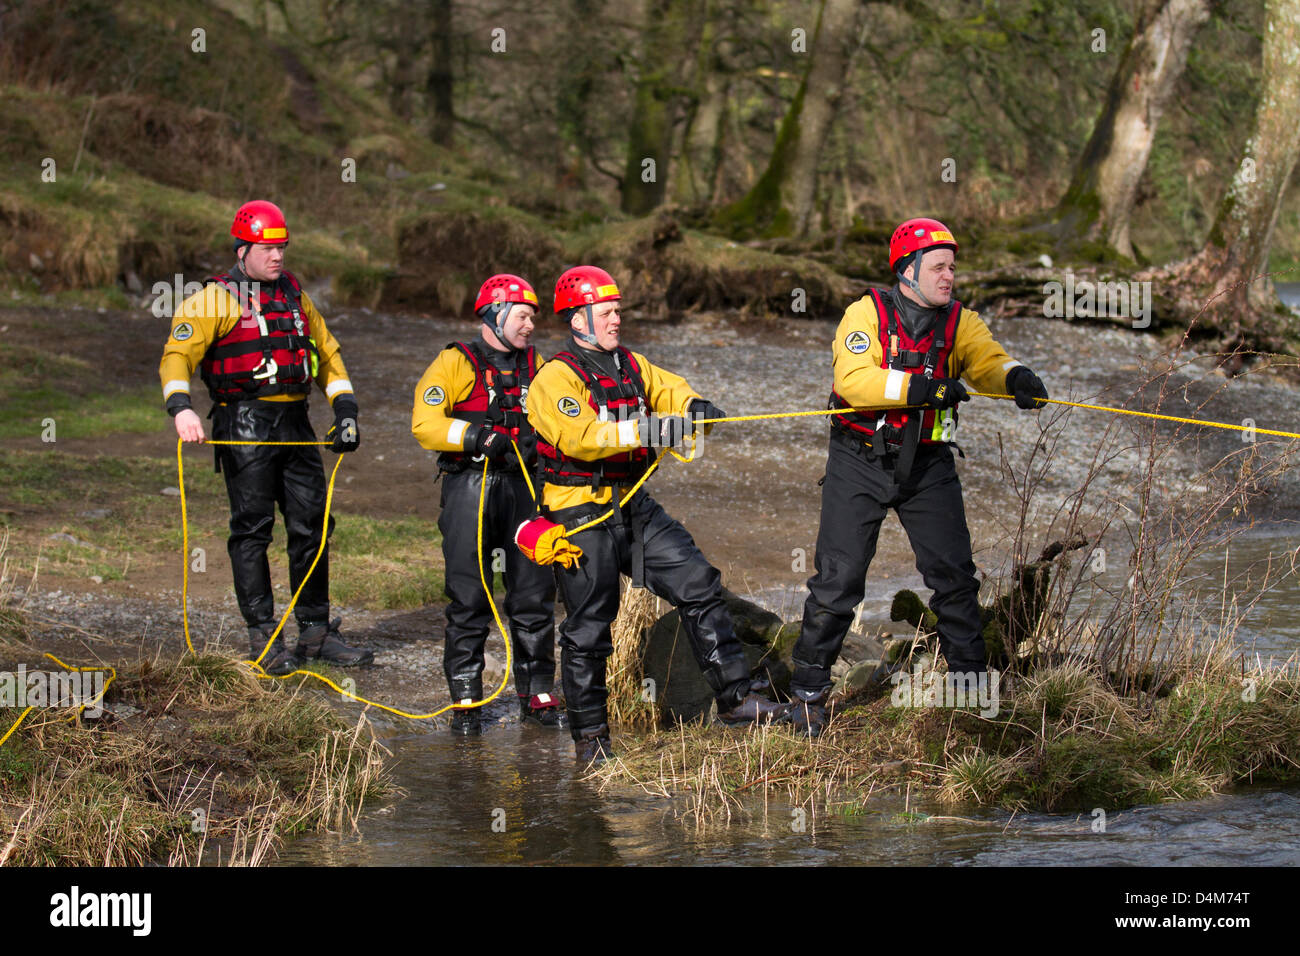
620 0 691 216
713 0 862 238
1158 0 1300 350
427 0 455 145
1054 0 1212 259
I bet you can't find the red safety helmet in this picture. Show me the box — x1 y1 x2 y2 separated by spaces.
889 218 957 273
553 265 621 314
231 200 289 245
474 274 539 313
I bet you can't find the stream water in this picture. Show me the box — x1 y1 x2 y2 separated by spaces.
278 285 1300 866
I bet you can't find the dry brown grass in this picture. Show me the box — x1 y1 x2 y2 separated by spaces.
607 580 665 732
0 650 393 866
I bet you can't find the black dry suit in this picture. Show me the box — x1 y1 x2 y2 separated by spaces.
792 286 987 698
542 344 753 740
438 341 556 705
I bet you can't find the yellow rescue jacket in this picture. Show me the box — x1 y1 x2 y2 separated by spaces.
527 345 701 511
159 276 353 410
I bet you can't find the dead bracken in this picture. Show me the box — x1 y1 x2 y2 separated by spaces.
0 641 393 867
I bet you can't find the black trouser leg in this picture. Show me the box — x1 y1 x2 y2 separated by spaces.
217 403 284 627
633 494 750 706
792 436 891 695
438 469 494 691
501 472 557 697
552 513 627 738
278 403 332 626
896 447 985 672
439 468 558 698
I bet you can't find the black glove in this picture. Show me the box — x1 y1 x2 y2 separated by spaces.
907 376 969 410
688 398 727 424
515 431 538 465
1006 366 1049 409
639 414 691 449
466 424 509 462
327 399 361 453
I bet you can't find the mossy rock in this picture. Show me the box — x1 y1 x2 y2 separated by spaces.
640 589 794 722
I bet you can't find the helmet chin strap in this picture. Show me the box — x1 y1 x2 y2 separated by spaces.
574 303 603 349
483 303 513 350
896 249 939 308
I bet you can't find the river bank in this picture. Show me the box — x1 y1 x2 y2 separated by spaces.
2 291 1299 864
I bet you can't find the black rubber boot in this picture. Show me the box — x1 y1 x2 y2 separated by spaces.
788 687 832 738
574 723 614 765
449 677 483 736
295 618 374 667
520 692 563 728
247 623 298 676
714 680 792 727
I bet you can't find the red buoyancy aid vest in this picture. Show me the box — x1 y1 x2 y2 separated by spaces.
200 270 319 403
438 340 540 472
536 347 653 489
830 287 963 448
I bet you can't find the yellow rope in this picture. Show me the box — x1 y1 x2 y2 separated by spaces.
968 391 1300 440
178 439 513 722
0 708 32 748
12 386 1294 749
0 653 116 748
563 438 700 536
694 396 1300 439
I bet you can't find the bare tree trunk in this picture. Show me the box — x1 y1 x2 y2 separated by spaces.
673 7 732 207
787 0 862 237
1055 0 1212 258
427 0 454 145
555 0 605 192
713 0 863 238
1159 0 1300 350
388 4 421 121
621 0 690 215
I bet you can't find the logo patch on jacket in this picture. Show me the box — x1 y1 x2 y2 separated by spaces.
557 396 582 417
844 330 871 354
172 322 194 342
423 386 445 406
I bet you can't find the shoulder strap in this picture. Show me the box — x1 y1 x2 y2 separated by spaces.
448 341 490 390
867 288 899 369
520 346 538 381
206 273 256 317
551 350 594 386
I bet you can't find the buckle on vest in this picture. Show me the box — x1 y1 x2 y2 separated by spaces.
251 356 278 380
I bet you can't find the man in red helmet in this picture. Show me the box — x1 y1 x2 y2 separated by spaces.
527 265 789 764
411 274 559 735
160 200 372 675
789 218 1049 736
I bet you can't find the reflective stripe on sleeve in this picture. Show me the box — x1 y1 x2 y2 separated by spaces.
884 369 907 401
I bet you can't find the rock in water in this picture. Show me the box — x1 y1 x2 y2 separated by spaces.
641 589 796 722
